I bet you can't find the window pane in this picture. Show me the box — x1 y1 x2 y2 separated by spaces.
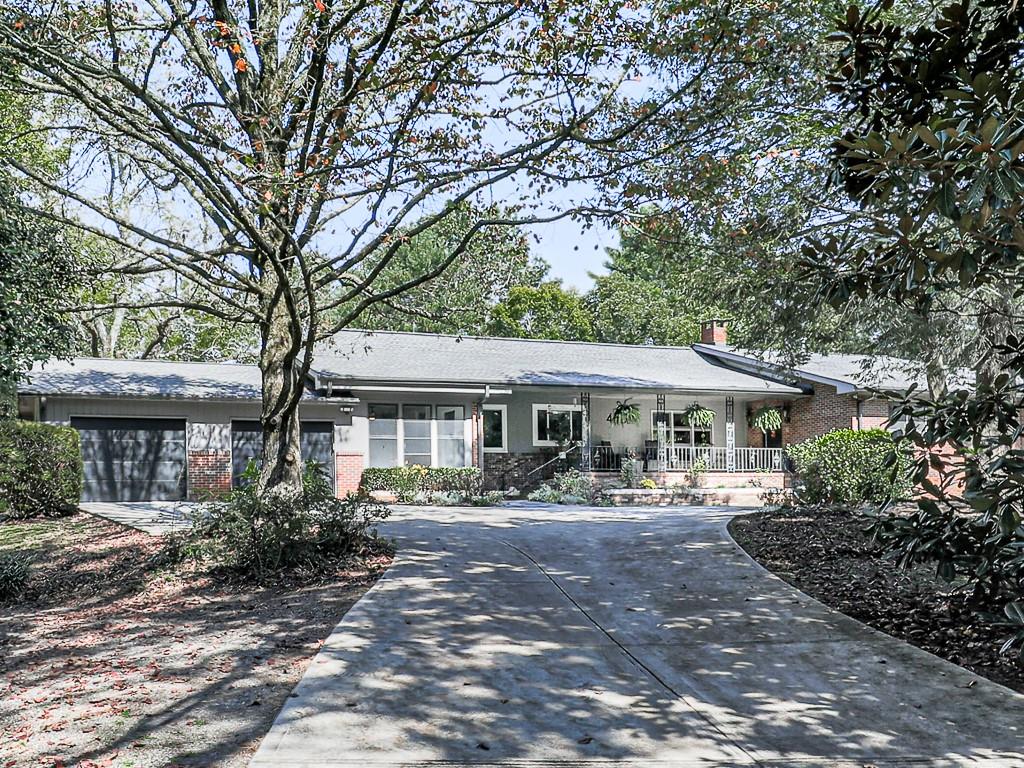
694 428 712 446
404 437 432 453
369 403 398 420
548 410 570 442
483 409 504 449
536 409 549 442
571 410 583 441
403 404 431 420
404 453 431 467
404 420 430 438
437 437 465 467
437 406 464 421
369 416 397 438
438 421 462 439
369 438 398 467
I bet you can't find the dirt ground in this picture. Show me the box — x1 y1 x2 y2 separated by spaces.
0 513 390 768
730 506 1024 695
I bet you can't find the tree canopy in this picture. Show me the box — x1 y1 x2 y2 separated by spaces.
3 0 760 496
0 78 79 411
488 282 596 341
805 0 1024 646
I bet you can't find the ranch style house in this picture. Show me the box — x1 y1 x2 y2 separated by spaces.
16 321 916 502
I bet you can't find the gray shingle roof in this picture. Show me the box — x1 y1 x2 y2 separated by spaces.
693 344 972 393
20 357 275 400
314 330 803 394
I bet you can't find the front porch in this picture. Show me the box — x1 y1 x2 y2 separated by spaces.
481 388 795 491
579 391 786 477
589 444 784 474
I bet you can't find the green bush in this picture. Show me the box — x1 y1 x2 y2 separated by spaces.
0 552 31 601
526 468 597 504
786 428 912 505
412 489 511 507
359 466 482 502
168 461 391 579
0 420 81 519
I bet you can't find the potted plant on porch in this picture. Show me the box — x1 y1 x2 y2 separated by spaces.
607 399 643 480
749 405 783 434
680 401 716 429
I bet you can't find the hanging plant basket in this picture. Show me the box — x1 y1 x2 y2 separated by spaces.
607 398 641 426
749 405 783 434
681 401 716 427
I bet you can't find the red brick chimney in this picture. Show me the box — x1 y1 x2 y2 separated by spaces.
700 319 728 345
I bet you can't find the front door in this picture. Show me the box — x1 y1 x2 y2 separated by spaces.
763 428 783 448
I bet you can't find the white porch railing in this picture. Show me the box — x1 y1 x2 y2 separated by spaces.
664 446 783 472
733 447 785 472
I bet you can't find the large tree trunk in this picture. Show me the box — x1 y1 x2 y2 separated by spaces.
256 283 306 501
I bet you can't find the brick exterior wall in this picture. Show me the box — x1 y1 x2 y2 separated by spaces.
470 402 480 468
746 389 892 452
483 452 558 491
787 385 892 446
187 450 231 500
335 452 364 498
858 398 890 429
787 384 856 445
744 398 790 448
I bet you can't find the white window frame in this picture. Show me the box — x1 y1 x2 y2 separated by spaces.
532 403 583 447
367 401 470 468
482 404 508 454
650 410 715 446
435 405 467 466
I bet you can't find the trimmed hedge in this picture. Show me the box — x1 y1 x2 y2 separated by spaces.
360 466 482 501
0 420 82 519
786 428 912 505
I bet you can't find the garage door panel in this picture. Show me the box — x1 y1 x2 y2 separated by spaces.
231 420 335 489
72 417 187 502
80 436 186 464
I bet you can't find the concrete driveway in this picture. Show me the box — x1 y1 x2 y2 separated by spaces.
251 503 1024 767
80 501 196 534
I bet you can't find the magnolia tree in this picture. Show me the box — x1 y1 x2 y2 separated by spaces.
0 0 779 499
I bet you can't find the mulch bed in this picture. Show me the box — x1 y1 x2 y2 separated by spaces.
729 506 1024 694
0 513 391 768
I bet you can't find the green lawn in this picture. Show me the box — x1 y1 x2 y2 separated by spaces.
0 516 88 552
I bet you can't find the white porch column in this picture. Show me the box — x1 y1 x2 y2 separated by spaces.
579 391 592 471
725 396 736 472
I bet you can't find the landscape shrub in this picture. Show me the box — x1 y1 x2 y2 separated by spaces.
168 462 390 579
0 552 31 601
0 420 81 519
359 466 482 501
786 428 912 505
527 468 596 504
411 488 511 507
619 454 640 488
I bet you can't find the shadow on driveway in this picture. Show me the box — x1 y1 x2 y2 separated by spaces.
251 504 1024 767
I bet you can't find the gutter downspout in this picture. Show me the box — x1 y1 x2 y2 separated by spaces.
856 396 863 431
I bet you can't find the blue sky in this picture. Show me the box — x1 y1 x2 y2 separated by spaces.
528 218 615 290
